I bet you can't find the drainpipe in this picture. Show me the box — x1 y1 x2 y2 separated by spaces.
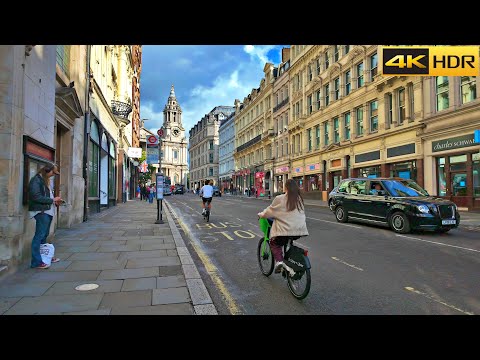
83 45 91 222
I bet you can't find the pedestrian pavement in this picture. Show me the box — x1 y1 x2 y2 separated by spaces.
0 199 217 315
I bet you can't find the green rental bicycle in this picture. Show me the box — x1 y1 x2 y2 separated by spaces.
257 218 311 300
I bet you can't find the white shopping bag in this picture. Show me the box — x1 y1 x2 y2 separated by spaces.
40 243 55 266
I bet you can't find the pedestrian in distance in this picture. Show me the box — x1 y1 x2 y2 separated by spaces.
28 163 62 269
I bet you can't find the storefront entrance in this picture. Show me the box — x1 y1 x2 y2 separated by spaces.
437 153 476 209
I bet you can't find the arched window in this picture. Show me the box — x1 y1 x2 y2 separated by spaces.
90 121 100 144
101 133 108 152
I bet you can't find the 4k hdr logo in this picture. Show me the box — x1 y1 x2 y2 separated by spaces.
382 46 479 76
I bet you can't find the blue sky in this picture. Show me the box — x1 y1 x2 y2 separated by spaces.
140 45 286 135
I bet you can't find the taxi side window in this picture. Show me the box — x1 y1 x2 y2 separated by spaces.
337 181 350 193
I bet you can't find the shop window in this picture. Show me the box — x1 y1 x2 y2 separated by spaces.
473 154 480 197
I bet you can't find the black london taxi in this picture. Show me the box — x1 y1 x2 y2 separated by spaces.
328 177 460 234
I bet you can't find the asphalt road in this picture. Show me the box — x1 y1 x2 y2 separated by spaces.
165 193 480 315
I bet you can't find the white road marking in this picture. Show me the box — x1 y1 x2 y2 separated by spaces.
331 256 364 271
307 217 362 229
396 235 480 253
405 287 474 315
236 218 244 222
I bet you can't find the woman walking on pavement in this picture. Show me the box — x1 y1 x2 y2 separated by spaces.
28 164 62 269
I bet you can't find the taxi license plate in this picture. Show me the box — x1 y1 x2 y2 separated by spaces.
442 219 456 225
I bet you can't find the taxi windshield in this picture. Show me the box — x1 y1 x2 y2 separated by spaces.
382 180 429 197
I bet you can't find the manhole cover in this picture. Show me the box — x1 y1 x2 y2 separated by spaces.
75 283 99 291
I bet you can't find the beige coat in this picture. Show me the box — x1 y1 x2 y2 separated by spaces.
258 194 309 239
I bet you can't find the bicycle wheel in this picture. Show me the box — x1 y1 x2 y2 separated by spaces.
206 210 210 222
257 237 274 276
287 266 311 300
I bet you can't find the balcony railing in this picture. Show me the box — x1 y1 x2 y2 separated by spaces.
273 97 289 113
111 100 132 120
236 134 261 153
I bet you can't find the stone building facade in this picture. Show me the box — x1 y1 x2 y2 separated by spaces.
233 64 277 197
218 112 236 193
189 106 235 191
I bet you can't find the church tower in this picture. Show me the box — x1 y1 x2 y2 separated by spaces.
161 85 188 187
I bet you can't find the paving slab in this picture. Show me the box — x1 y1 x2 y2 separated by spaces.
3 293 104 315
30 270 101 282
90 240 127 247
159 265 184 277
99 290 152 309
126 257 180 268
140 243 175 251
64 308 112 315
121 277 157 292
55 240 96 247
0 297 21 315
166 250 178 256
48 260 73 271
44 280 123 296
152 287 190 305
55 245 100 253
69 252 121 261
65 260 127 271
156 275 186 289
0 281 54 298
98 267 159 280
123 250 168 259
97 244 141 252
110 303 193 315
54 252 74 261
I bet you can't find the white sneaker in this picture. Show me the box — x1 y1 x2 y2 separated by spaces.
274 261 284 273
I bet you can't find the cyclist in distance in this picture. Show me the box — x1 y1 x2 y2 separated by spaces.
200 179 214 215
258 179 309 273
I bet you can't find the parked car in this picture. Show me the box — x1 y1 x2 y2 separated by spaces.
328 177 460 234
212 186 221 197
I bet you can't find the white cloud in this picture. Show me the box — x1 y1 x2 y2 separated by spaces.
243 45 279 65
140 101 164 133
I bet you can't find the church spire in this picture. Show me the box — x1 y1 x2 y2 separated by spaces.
169 84 176 99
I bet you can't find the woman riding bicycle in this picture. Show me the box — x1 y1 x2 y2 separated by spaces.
257 179 309 273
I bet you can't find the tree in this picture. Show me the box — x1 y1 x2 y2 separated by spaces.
138 150 155 185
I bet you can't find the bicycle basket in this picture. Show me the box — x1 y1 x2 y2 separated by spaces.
285 245 307 272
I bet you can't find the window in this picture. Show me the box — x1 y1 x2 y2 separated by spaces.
408 83 415 120
88 122 100 197
334 45 339 62
369 100 378 132
344 45 350 55
174 150 178 160
315 125 320 148
209 167 213 176
308 94 313 114
436 76 449 111
324 121 329 146
56 45 71 77
308 64 313 81
316 58 321 76
325 84 330 106
357 62 364 88
461 76 476 104
209 153 214 163
398 88 405 124
333 117 340 143
370 53 378 80
356 106 363 136
308 128 312 151
345 70 351 95
209 140 214 150
334 77 340 100
473 153 480 197
386 93 393 127
316 90 321 110
324 51 330 70
344 112 351 140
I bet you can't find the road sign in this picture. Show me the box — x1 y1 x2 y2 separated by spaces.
147 135 158 145
157 128 164 138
